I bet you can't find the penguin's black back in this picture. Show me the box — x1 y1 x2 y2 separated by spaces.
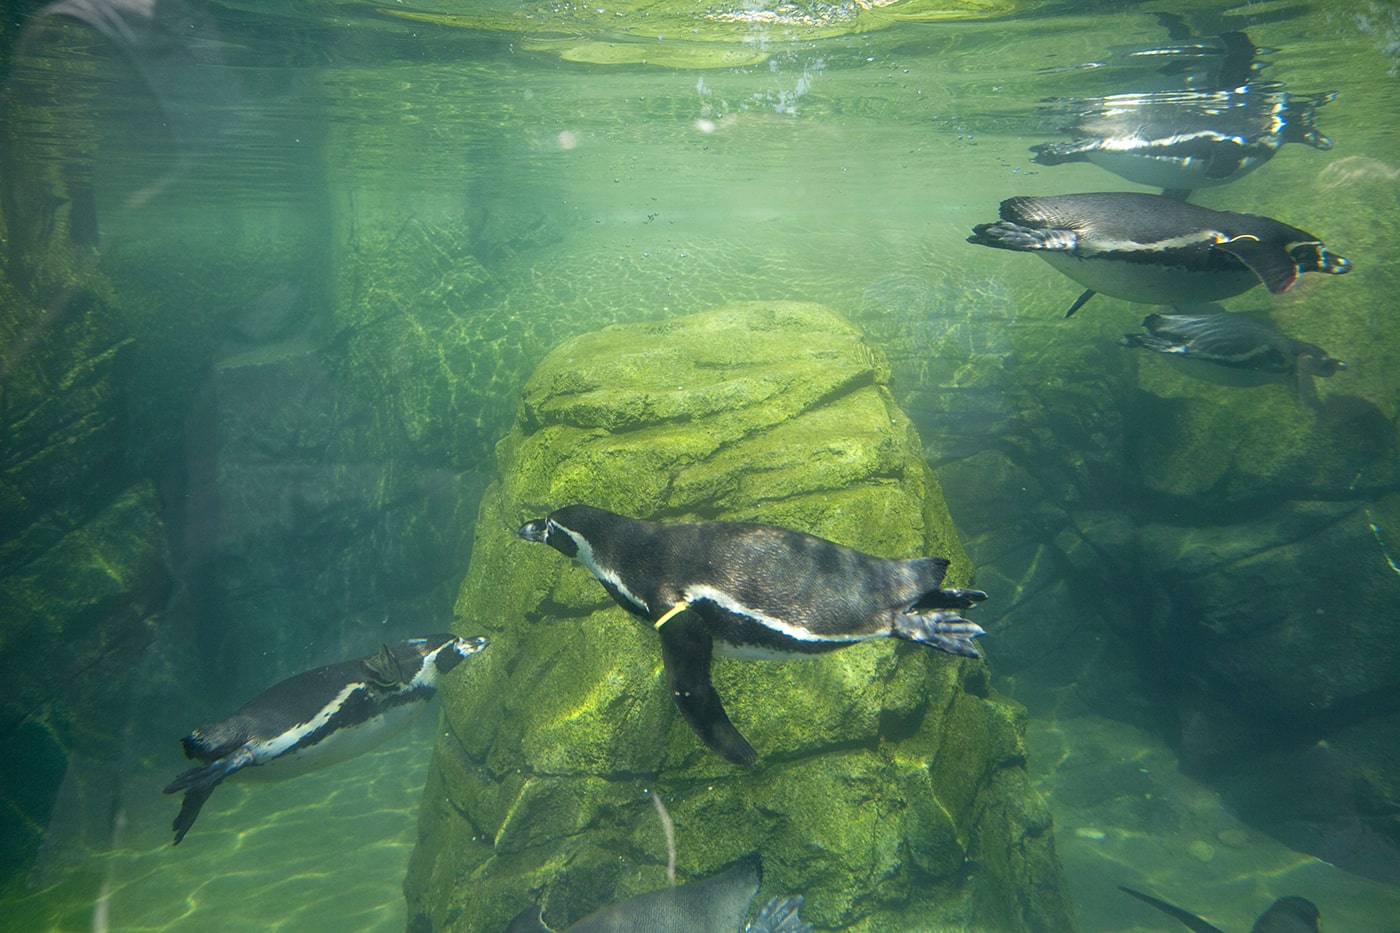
554 506 948 638
181 662 379 760
1001 192 1307 245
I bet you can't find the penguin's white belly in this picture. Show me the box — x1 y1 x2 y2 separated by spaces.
238 702 427 782
712 636 877 661
1038 251 1257 304
1087 149 1261 189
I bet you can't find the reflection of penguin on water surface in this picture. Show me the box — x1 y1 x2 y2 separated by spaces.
967 192 1350 317
518 504 986 765
1029 85 1335 201
163 633 488 844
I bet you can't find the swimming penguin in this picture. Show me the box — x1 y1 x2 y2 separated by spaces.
518 504 986 765
1030 85 1335 199
966 192 1350 317
1119 885 1321 933
503 859 812 933
1116 16 1268 90
163 633 488 844
1123 310 1344 377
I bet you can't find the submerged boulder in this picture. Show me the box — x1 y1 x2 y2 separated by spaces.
405 301 1072 932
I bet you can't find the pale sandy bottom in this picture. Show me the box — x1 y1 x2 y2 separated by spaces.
7 711 1400 932
7 715 438 933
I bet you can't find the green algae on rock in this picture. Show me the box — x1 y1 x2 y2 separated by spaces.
405 301 1072 932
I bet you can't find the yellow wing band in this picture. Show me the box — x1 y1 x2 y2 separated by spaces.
653 600 690 630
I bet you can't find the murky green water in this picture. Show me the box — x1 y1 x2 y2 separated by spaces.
3 0 1400 930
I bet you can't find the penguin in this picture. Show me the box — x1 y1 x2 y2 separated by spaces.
1116 17 1268 91
966 192 1350 317
1029 85 1335 199
163 633 488 844
518 504 986 765
503 859 812 933
1123 310 1344 377
1119 885 1321 933
1123 309 1345 410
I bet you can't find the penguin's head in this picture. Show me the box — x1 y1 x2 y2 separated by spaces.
1297 346 1346 377
518 516 580 557
403 634 490 684
1292 240 1350 277
517 506 608 558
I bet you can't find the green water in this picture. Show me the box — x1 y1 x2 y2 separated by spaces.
4 0 1400 930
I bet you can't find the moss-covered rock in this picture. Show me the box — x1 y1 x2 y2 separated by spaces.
405 301 1072 932
0 482 169 890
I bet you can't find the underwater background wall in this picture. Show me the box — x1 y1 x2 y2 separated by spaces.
1 0 1399 930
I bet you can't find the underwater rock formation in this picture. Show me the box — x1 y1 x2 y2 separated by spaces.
1113 356 1400 881
0 270 171 885
868 205 1400 881
405 301 1073 932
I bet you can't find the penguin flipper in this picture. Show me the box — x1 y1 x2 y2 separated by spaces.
1215 237 1297 294
1064 288 1097 318
657 612 758 766
1118 886 1228 933
362 644 406 688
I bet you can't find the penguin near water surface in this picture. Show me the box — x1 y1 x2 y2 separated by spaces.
163 633 488 844
967 192 1350 317
517 504 986 765
1029 85 1335 199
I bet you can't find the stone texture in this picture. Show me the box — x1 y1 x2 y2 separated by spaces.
848 190 1400 881
405 302 1073 933
0 273 171 885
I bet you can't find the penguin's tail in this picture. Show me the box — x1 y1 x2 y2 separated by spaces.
163 749 251 845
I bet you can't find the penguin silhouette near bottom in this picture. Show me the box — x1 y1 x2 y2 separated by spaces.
518 505 986 765
163 633 488 844
1119 885 1321 933
504 860 812 933
1122 308 1345 409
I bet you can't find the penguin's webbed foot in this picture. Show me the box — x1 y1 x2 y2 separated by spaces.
968 221 1077 253
912 586 988 611
895 610 985 658
748 896 813 933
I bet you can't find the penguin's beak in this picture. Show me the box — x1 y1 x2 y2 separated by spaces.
518 519 548 543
